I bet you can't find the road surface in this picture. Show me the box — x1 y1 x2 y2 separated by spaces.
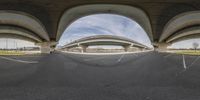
0 51 200 100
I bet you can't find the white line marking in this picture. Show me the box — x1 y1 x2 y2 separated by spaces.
83 56 106 61
133 53 138 57
182 55 187 69
0 56 38 64
117 54 125 62
164 54 173 58
63 50 152 55
188 56 200 68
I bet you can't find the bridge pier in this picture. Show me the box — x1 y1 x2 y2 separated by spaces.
154 42 171 52
139 48 144 51
36 42 57 54
65 48 69 51
79 45 88 53
123 45 131 52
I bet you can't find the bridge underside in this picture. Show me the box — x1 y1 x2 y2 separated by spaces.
0 1 199 53
64 42 147 53
79 42 130 47
65 45 141 53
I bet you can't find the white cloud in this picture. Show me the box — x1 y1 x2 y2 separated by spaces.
58 14 152 47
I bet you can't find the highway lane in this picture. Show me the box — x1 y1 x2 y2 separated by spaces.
0 52 200 100
65 52 149 67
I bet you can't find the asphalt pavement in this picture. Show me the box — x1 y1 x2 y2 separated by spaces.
0 51 200 100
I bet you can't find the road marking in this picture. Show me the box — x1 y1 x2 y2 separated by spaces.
133 53 138 57
176 55 188 75
0 56 38 64
164 53 173 58
83 56 106 61
63 50 152 55
188 56 200 68
182 55 187 69
117 54 125 62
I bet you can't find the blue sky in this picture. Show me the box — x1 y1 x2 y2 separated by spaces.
58 14 152 47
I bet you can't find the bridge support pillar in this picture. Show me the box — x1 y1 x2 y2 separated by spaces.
36 41 57 54
64 48 69 51
139 48 144 51
154 42 171 52
123 45 131 52
79 45 88 53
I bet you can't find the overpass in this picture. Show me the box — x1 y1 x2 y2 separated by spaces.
0 1 199 53
62 35 149 52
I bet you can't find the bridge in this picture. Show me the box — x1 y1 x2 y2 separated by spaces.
1 1 200 99
0 1 199 53
62 35 149 52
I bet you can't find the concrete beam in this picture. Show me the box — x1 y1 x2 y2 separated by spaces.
0 11 50 41
0 34 36 43
169 34 200 43
160 11 200 42
0 25 42 42
166 26 200 43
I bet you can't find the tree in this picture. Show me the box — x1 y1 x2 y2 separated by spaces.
193 42 199 52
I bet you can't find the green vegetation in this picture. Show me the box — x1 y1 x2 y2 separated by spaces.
175 50 200 55
0 50 25 55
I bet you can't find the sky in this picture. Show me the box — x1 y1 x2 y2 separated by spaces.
58 14 152 48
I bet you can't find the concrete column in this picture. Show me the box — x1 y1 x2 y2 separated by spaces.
64 48 69 51
36 41 57 54
154 42 171 52
40 44 51 54
79 45 88 53
123 45 131 52
139 48 144 51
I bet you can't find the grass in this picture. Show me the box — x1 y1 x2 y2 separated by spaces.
175 50 200 55
0 50 25 55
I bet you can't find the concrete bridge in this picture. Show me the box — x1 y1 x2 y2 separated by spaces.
0 0 199 53
62 35 149 52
